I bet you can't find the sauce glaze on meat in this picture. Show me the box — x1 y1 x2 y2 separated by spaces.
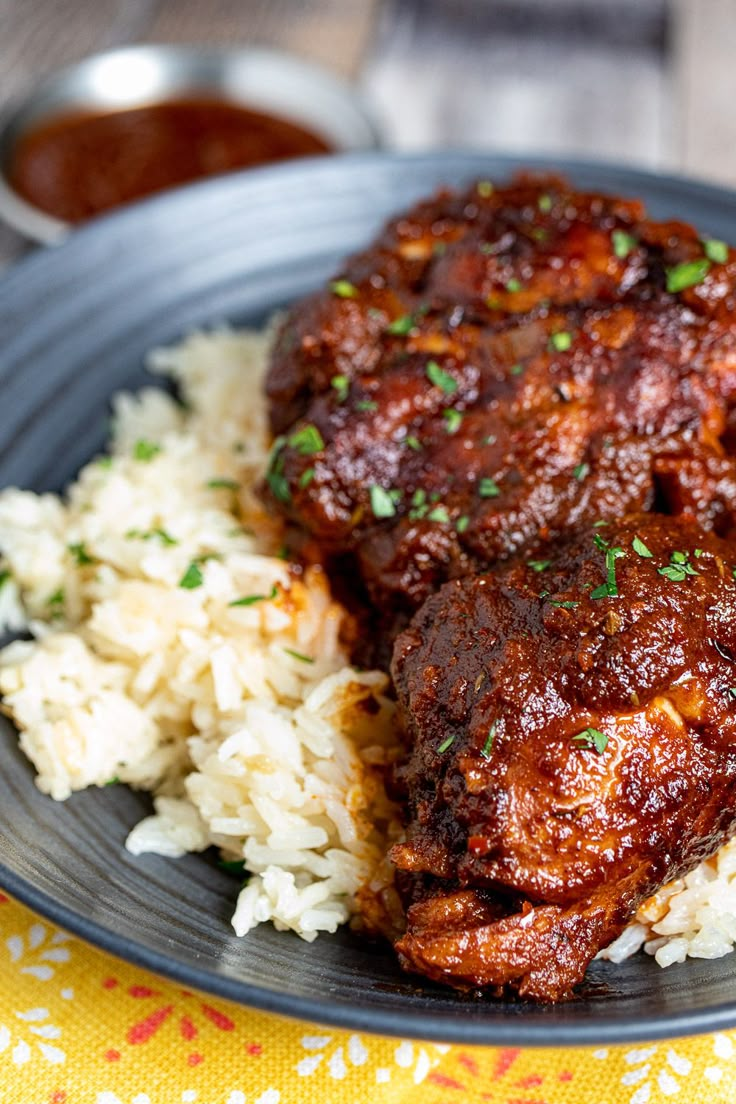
264 175 736 636
391 514 736 1000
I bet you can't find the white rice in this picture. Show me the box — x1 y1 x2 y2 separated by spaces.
2 324 736 968
0 327 400 941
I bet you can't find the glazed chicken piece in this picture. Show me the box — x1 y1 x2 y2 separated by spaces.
389 514 736 1001
263 175 736 631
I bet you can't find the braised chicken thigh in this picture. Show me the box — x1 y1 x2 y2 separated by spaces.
264 175 736 631
391 514 736 1000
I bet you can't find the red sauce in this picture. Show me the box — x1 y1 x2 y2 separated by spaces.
9 98 332 223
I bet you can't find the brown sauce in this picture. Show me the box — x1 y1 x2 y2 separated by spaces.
9 98 332 223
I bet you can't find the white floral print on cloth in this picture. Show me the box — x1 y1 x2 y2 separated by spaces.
2 891 736 1104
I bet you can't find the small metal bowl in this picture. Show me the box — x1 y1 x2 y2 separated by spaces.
0 44 381 245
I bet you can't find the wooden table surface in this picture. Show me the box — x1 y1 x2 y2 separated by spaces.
2 0 736 270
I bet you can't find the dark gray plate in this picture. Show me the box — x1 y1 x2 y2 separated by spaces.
2 152 736 1046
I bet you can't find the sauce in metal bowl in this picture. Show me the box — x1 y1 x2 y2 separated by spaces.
8 98 332 223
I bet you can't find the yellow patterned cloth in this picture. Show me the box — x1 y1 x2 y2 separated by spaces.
2 892 736 1104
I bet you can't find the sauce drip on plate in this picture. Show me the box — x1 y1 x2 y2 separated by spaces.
9 98 332 223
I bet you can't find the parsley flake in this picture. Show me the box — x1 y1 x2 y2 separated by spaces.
331 374 349 402
479 477 500 498
666 258 711 293
549 599 579 609
370 485 398 519
356 399 378 412
283 648 314 664
0 569 9 591
426 360 458 394
572 727 608 754
386 313 415 336
591 545 624 599
207 477 239 491
658 550 699 582
47 588 65 608
437 734 455 753
505 277 523 292
405 435 422 451
632 535 653 558
427 505 450 524
549 331 573 353
703 239 728 264
443 408 463 434
229 585 278 608
126 527 178 546
330 279 359 299
288 424 325 456
481 721 497 759
573 462 589 481
68 542 96 566
266 437 290 504
133 439 161 462
179 562 204 590
299 467 316 489
538 193 552 213
456 515 470 533
612 229 638 258
510 363 524 376
528 560 551 572
477 180 494 198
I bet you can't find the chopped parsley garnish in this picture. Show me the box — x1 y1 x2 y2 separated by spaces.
549 599 579 609
179 562 204 590
593 533 609 551
97 456 114 470
632 535 653 558
426 360 458 394
456 515 470 534
443 408 463 434
206 477 239 491
437 734 455 753
405 435 422 451
666 258 711 293
105 776 120 786
572 727 608 754
658 550 699 582
217 858 247 876
356 399 378 412
433 241 447 256
591 545 624 599
386 313 415 336
530 226 548 242
229 584 278 608
283 648 314 664
288 424 325 456
47 588 65 608
0 569 9 591
528 559 551 572
370 485 398 519
479 477 500 498
133 439 161 462
126 527 178 546
505 277 523 292
331 374 349 402
481 721 497 760
538 193 552 213
266 437 290 504
573 462 589 481
694 548 704 558
68 542 96 566
484 434 497 446
549 331 573 353
299 467 316 489
510 363 524 376
427 505 450 524
612 229 638 258
477 180 494 198
330 279 359 299
703 239 728 264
